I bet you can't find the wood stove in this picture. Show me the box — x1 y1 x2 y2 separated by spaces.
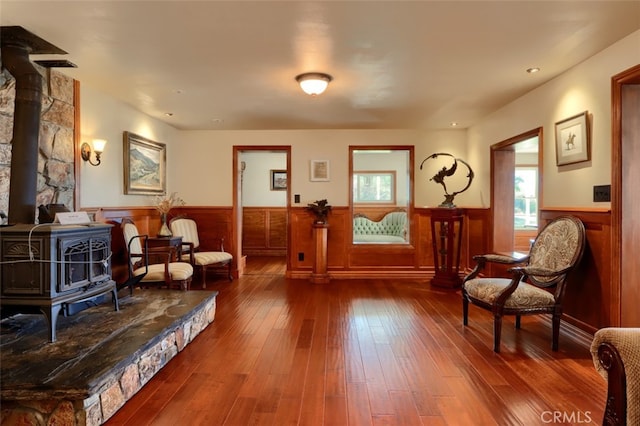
0 223 118 342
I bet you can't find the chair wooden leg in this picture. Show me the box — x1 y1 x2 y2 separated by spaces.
201 266 207 289
493 315 503 353
515 315 521 329
227 262 233 281
462 297 469 326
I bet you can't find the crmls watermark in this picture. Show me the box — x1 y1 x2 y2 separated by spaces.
540 411 593 424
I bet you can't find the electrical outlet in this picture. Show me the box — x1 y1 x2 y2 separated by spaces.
298 252 304 261
294 194 300 203
593 185 611 202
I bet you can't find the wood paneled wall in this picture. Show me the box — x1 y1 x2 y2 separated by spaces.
539 209 612 333
91 206 235 284
287 206 491 280
242 207 287 256
89 204 613 333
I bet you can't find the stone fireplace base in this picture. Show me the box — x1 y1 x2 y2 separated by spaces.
0 289 218 425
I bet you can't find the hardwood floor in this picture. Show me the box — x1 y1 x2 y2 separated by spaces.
106 257 606 425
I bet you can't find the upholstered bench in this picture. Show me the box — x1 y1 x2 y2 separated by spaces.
353 211 407 243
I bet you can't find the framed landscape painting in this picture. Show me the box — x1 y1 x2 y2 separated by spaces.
123 131 166 195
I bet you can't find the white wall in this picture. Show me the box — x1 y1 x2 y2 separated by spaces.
240 151 287 207
170 129 467 208
79 85 180 208
467 30 640 209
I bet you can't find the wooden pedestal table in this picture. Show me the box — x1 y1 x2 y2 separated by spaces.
429 208 464 288
310 222 330 284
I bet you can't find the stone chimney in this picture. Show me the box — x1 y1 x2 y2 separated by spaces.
0 26 68 224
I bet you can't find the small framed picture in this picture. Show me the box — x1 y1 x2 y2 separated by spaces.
555 111 590 166
270 169 287 190
310 160 330 182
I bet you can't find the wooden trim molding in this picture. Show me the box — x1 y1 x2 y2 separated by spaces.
611 64 640 327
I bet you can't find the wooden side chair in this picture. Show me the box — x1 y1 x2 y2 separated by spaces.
462 215 586 352
121 218 194 292
170 217 233 288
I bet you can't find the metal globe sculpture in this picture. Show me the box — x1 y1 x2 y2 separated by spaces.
419 152 474 208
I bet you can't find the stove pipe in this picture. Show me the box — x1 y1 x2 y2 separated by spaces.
1 43 43 224
1 26 69 224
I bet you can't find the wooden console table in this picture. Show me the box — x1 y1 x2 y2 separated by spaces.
429 208 464 288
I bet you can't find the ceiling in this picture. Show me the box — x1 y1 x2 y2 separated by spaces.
2 1 639 131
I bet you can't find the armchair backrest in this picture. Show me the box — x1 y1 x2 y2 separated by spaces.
383 211 407 236
527 215 585 288
353 211 407 237
170 218 200 249
122 220 143 265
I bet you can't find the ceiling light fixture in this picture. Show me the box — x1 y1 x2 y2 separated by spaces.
526 67 540 74
295 72 332 96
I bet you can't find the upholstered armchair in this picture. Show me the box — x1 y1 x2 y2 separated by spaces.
591 328 640 426
121 219 194 291
170 217 233 288
462 215 586 352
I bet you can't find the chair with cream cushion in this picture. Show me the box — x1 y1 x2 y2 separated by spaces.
462 215 586 352
170 217 233 288
122 218 194 291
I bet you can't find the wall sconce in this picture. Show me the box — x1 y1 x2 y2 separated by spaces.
80 139 107 166
295 72 332 96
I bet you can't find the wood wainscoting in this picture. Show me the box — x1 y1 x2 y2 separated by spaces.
287 206 491 280
514 229 537 252
242 207 287 256
539 208 612 333
91 206 235 285
89 205 613 334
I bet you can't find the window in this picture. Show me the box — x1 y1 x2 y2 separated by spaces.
514 167 538 228
353 171 396 204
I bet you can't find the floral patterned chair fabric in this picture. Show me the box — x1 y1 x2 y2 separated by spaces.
591 327 640 426
462 215 586 352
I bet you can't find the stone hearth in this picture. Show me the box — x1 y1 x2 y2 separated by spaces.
0 290 218 425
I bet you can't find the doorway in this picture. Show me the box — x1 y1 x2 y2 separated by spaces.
611 64 640 326
232 146 291 275
490 128 542 254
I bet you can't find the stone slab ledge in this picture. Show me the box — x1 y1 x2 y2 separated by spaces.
0 290 218 425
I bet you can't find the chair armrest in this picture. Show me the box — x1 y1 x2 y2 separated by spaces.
474 253 530 265
464 253 529 282
180 241 196 264
508 265 571 277
591 328 640 426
